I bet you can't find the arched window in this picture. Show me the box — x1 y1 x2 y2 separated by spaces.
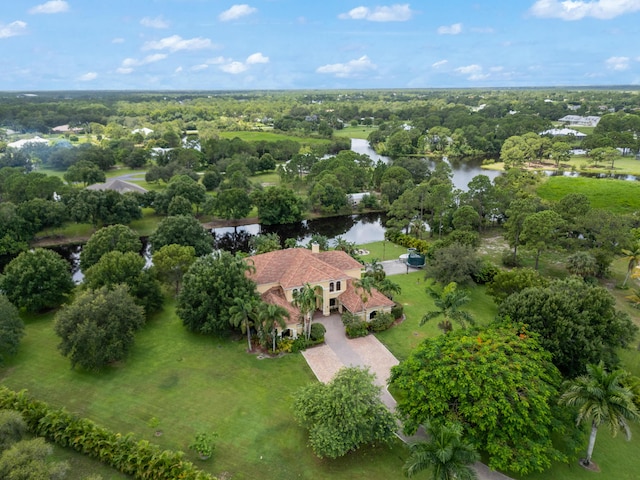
369 310 378 320
336 281 341 291
329 282 335 292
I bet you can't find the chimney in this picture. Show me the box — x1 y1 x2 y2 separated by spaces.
311 242 320 254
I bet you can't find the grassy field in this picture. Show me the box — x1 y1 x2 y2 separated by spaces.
357 240 407 261
217 130 331 146
0 301 411 480
483 156 640 176
536 176 640 214
334 126 378 140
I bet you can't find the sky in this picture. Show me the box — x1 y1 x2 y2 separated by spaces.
1 0 640 91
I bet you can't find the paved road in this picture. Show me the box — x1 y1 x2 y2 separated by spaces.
301 313 514 480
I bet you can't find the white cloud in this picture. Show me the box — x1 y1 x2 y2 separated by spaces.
117 54 167 74
112 37 125 44
0 21 27 39
191 64 209 72
206 56 229 65
529 0 640 20
432 59 448 68
219 4 257 22
142 35 215 52
220 61 248 74
606 56 630 70
78 72 97 81
29 1 69 14
316 55 377 78
437 23 462 34
456 64 482 75
116 67 133 74
140 16 169 29
246 52 269 64
175 66 183 73
338 4 414 22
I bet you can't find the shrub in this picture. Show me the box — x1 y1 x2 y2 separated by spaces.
290 337 309 353
391 302 404 320
309 323 326 342
342 312 369 338
368 312 394 332
472 261 500 284
501 249 518 268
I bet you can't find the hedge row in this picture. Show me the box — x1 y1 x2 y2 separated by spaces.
385 230 430 254
0 387 216 480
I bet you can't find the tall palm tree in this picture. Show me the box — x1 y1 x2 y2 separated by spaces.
403 422 479 479
353 276 376 316
421 282 475 331
229 297 258 352
365 258 386 282
375 277 402 300
256 302 289 352
559 361 640 466
292 283 318 340
621 242 640 287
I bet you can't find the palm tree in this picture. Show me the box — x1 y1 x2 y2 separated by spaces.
559 361 640 467
353 276 376 316
403 422 479 479
621 242 640 287
256 302 289 352
365 258 386 282
375 277 402 300
292 283 318 340
421 282 475 331
229 297 258 352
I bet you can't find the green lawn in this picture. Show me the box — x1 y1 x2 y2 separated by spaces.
357 240 407 262
0 301 410 480
217 130 331 146
334 126 378 140
536 176 640 214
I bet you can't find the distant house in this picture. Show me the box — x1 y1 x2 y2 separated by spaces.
347 192 371 206
52 124 84 134
540 128 587 138
247 246 394 337
87 178 147 194
557 115 601 127
7 136 49 149
132 127 154 136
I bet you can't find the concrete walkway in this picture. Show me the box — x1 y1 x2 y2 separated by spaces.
301 313 513 480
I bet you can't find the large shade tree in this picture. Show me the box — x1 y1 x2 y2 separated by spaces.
293 367 397 459
54 285 145 370
559 361 640 467
177 251 259 334
0 295 24 365
0 248 74 312
150 214 213 257
391 324 573 475
79 224 142 271
498 277 637 378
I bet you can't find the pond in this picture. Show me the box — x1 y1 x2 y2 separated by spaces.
350 138 502 191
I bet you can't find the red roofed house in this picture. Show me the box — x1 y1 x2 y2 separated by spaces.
247 244 395 338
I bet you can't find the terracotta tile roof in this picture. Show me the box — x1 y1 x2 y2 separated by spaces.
340 279 396 314
260 287 300 326
317 250 365 272
248 248 356 289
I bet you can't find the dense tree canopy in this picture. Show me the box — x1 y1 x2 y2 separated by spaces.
177 251 258 334
0 249 74 312
498 277 637 378
251 186 304 225
391 324 572 475
0 295 24 365
79 224 142 271
150 214 213 256
54 285 145 370
293 367 397 459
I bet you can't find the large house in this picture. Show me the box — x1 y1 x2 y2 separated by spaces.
247 245 395 337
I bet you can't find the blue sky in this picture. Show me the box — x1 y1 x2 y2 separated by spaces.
1 1 639 90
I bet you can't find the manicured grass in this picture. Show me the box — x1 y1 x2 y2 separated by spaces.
252 171 280 186
375 272 498 361
1 301 410 480
218 130 331 146
334 126 378 139
482 156 640 176
536 176 640 214
357 240 407 261
50 445 130 480
105 168 147 179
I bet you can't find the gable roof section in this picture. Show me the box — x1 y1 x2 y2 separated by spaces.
248 248 359 289
87 178 148 194
340 279 395 313
260 287 300 325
